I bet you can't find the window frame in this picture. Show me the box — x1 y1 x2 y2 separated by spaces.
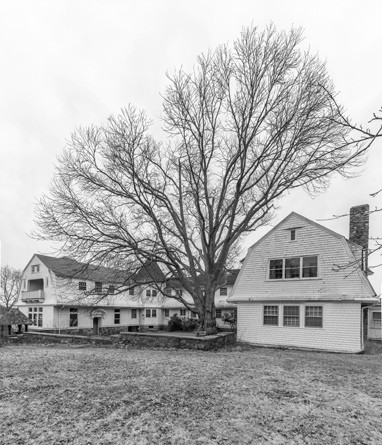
220 287 228 296
263 305 279 326
78 281 87 291
131 309 137 319
216 309 222 319
28 306 43 327
114 308 120 325
290 229 296 241
69 308 78 327
180 308 186 317
268 256 319 281
31 264 40 273
305 305 323 328
94 282 103 293
108 285 115 294
145 309 157 318
283 305 300 327
371 311 381 329
146 288 158 298
164 309 170 318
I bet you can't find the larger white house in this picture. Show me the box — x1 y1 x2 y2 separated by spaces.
16 254 237 334
228 205 378 353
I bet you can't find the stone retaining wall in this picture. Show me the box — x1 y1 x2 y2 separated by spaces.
117 331 236 350
29 325 132 336
21 332 113 346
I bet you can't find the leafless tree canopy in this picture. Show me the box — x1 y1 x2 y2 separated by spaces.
34 26 382 332
0 265 22 309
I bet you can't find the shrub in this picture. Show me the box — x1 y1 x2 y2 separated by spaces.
181 317 199 332
222 311 237 331
168 313 183 331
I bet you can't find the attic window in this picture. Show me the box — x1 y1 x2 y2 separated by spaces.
95 282 102 293
79 282 87 291
290 229 296 241
31 265 40 273
220 287 228 296
108 285 115 294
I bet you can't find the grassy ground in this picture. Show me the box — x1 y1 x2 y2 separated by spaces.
1 344 381 444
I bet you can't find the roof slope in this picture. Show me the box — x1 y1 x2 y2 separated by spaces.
36 254 129 284
131 260 165 282
0 307 33 325
35 254 165 285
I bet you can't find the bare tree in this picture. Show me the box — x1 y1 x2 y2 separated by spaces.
0 265 22 309
34 25 382 333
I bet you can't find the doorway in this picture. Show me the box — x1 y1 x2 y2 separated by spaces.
93 317 100 335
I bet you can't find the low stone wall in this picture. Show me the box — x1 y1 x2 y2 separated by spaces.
117 331 236 350
30 325 133 336
20 332 113 346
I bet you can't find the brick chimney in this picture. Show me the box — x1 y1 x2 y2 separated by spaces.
349 204 369 272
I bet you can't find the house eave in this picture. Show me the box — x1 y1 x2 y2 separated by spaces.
228 296 379 304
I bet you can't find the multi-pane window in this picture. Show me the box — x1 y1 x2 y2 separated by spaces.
269 256 318 280
190 311 197 319
95 282 102 293
285 258 300 279
31 265 40 273
269 260 283 279
79 281 87 291
145 309 157 318
164 309 170 318
216 309 222 319
220 287 228 296
108 285 115 294
69 308 78 327
283 306 300 327
372 311 381 328
176 289 183 298
264 306 278 325
290 229 296 241
305 306 323 327
114 309 120 324
302 257 318 278
180 308 186 317
146 288 157 297
131 309 137 319
129 287 135 296
28 307 43 327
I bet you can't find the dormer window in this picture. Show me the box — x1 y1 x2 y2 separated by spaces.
290 229 296 241
269 256 318 280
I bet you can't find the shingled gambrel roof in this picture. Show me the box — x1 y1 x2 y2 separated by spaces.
0 307 33 325
36 254 129 284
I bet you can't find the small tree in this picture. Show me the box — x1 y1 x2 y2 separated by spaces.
0 265 22 309
34 25 382 333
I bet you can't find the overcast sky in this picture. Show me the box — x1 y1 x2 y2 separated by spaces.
1 0 381 291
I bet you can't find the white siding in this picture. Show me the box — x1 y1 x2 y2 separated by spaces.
233 213 374 301
237 301 362 353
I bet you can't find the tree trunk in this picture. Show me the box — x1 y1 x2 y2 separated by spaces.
197 289 217 335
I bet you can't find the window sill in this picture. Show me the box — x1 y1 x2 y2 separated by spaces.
267 277 322 282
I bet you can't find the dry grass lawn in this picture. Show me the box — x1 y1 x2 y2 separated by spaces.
1 344 381 444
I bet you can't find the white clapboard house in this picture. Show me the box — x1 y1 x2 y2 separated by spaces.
228 205 378 353
16 254 238 334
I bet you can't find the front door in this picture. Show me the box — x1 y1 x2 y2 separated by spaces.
93 317 100 335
